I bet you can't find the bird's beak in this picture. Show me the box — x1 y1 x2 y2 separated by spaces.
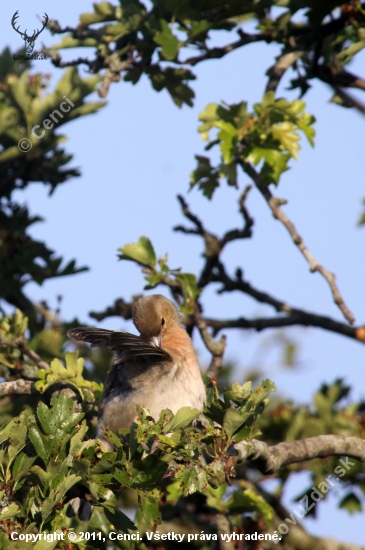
151 335 162 347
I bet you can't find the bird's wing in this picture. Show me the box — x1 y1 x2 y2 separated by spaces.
67 327 171 363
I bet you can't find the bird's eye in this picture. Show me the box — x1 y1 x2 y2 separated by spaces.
161 317 165 326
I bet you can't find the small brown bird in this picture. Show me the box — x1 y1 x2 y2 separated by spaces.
67 294 206 449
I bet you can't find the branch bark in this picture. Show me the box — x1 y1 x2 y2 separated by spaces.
0 379 36 397
234 435 365 474
240 161 355 324
182 30 273 66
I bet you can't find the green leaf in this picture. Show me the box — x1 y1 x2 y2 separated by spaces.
79 2 117 27
204 484 227 512
41 474 82 522
147 66 195 108
176 465 208 496
271 122 300 159
246 147 290 185
35 352 102 399
0 503 20 521
190 155 220 199
118 236 156 268
131 455 168 487
223 409 250 440
28 423 50 463
69 420 89 452
104 506 137 532
12 452 36 480
163 407 201 433
154 20 180 60
174 274 201 314
0 414 27 448
339 492 362 514
138 489 162 528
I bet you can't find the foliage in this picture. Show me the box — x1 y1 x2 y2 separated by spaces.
0 48 105 331
0 311 278 549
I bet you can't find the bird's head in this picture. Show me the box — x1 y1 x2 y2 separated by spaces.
132 294 181 346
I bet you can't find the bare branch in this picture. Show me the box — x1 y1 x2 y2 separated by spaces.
220 185 254 246
266 51 304 93
0 379 36 397
90 297 135 322
240 161 355 324
174 192 253 289
194 305 226 378
182 30 273 67
204 312 360 340
235 435 365 474
315 63 365 92
208 264 361 340
332 86 365 116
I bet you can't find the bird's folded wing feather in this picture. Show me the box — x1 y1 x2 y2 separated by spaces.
67 327 172 363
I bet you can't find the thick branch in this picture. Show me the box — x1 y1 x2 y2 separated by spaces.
235 435 365 474
0 379 36 397
240 161 355 324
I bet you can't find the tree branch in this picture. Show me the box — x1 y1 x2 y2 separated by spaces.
90 297 135 322
332 86 365 117
234 435 365 474
182 30 273 67
174 191 253 289
240 161 355 324
266 51 304 93
207 264 362 340
194 305 226 378
0 379 36 397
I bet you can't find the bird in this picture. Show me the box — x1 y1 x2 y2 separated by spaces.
67 294 206 449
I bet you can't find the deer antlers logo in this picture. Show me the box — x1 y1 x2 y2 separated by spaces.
11 11 49 56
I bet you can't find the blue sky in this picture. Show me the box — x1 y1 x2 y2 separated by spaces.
2 1 365 544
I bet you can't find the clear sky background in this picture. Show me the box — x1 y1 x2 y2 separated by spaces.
2 1 365 544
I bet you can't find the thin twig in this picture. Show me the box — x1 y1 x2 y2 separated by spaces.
240 161 355 324
182 30 273 67
208 263 361 339
174 192 253 289
194 305 226 378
